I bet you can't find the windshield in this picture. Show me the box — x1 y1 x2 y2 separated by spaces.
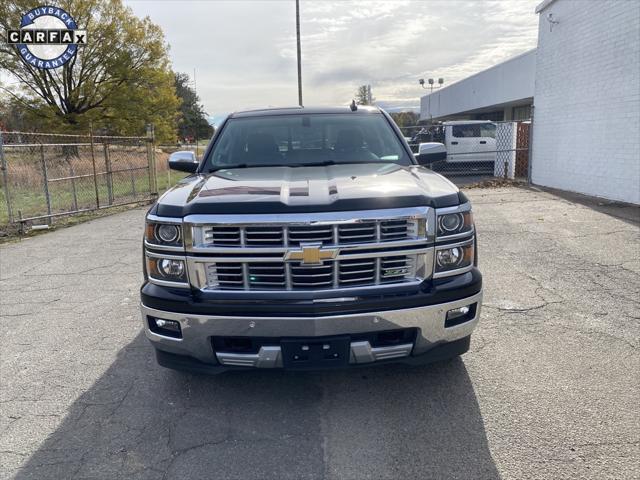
203 113 413 171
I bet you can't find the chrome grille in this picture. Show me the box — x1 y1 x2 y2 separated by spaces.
288 225 334 246
206 255 417 291
245 226 284 246
339 258 376 285
290 262 334 289
189 208 432 292
381 219 411 241
203 226 241 245
338 223 376 243
380 256 414 282
200 218 418 248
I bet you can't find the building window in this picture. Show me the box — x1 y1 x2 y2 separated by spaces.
512 105 531 121
474 111 504 122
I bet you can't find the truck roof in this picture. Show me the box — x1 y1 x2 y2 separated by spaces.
229 105 381 118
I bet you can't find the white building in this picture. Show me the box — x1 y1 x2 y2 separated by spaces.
419 49 536 122
531 0 640 204
419 0 639 204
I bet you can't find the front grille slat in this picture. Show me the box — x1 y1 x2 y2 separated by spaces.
338 223 376 243
287 225 335 246
292 273 333 278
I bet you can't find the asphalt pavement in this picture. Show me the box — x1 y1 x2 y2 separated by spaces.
1 186 638 480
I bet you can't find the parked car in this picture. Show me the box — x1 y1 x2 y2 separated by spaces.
141 106 482 373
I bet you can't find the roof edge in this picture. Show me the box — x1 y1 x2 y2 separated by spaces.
229 105 381 118
419 48 536 100
535 0 558 13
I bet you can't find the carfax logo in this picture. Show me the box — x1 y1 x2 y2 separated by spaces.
6 5 87 70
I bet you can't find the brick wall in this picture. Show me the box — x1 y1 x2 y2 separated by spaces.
532 0 640 204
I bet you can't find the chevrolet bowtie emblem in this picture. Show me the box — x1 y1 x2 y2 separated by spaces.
285 244 339 264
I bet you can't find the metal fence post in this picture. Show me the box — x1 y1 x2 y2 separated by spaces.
104 143 113 205
40 144 52 224
0 132 14 224
146 124 158 197
68 156 78 212
89 123 100 208
130 170 137 197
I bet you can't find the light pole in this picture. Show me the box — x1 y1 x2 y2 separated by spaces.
419 78 444 123
296 0 303 106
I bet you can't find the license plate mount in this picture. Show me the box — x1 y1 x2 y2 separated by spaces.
281 336 351 370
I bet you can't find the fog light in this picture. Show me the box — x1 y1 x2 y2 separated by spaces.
447 306 470 320
149 317 182 338
445 304 475 328
436 247 463 268
155 318 179 331
157 259 185 278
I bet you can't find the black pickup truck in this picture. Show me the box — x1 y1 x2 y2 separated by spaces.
141 106 482 373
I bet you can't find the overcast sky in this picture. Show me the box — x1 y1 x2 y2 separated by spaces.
132 1 539 118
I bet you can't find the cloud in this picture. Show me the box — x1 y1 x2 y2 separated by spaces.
125 0 539 114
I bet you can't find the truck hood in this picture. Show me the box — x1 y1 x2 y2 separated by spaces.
154 163 464 216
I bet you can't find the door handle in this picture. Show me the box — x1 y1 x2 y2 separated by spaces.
479 141 487 144
451 141 458 145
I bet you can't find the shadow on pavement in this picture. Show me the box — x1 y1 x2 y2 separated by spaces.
532 185 640 226
14 333 499 480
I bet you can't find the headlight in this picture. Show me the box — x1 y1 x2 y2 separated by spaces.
434 241 474 276
146 254 188 286
156 224 180 243
437 211 473 237
145 219 183 247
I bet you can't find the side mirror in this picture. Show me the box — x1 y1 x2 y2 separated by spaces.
415 142 446 166
168 151 199 173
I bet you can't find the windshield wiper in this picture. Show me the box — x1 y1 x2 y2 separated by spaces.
208 163 289 172
208 160 398 172
289 160 397 168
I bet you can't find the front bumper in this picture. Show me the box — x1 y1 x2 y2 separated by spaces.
140 289 482 370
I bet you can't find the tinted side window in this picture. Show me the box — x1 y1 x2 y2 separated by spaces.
480 124 496 139
452 125 481 138
452 124 496 138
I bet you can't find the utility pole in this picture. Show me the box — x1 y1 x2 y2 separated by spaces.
296 0 303 106
193 68 198 156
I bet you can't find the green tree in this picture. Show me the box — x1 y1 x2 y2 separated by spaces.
174 72 213 142
389 111 420 128
0 0 179 142
355 85 373 105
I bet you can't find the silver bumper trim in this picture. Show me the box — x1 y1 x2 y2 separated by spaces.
215 341 414 368
350 341 414 364
141 290 482 364
217 346 283 368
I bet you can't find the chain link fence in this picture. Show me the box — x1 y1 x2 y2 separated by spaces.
400 119 532 184
1 121 532 230
0 128 167 230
